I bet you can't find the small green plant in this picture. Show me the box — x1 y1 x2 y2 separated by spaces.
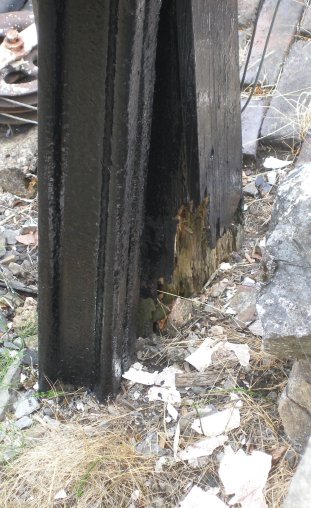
0 350 17 385
75 459 100 498
35 389 65 400
19 321 38 339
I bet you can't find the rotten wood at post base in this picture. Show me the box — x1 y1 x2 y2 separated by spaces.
142 0 242 298
38 0 242 400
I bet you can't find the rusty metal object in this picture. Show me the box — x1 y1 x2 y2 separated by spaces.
3 28 24 50
0 22 37 124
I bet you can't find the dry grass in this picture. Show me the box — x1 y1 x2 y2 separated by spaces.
0 419 157 508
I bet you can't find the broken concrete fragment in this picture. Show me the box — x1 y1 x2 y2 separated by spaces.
180 486 227 508
228 286 257 323
219 448 271 508
243 181 258 197
258 164 311 358
284 437 311 508
241 98 267 159
14 395 40 419
167 297 193 332
191 407 240 437
278 361 311 451
14 415 33 430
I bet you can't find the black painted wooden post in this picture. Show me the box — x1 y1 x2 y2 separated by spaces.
38 1 162 398
38 0 242 398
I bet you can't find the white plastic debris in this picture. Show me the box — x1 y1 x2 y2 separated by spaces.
191 408 240 437
219 449 272 507
155 456 167 472
131 489 140 502
122 362 157 385
225 342 250 367
173 421 181 459
263 156 292 170
179 435 227 462
229 393 243 408
179 486 228 508
185 338 216 371
148 385 181 404
154 365 181 388
54 489 67 500
167 402 178 421
241 277 255 287
219 262 232 271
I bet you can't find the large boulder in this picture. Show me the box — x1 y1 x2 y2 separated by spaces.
258 164 311 358
284 437 311 508
278 360 311 451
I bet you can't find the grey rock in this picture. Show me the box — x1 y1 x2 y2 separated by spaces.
255 175 272 196
3 341 19 350
167 297 193 333
284 437 311 508
0 356 21 421
8 262 25 277
248 319 263 336
228 285 257 323
278 361 311 451
210 280 228 298
298 134 311 166
0 230 6 258
22 348 39 366
258 164 311 358
4 229 18 246
243 181 258 197
13 337 24 349
14 395 40 419
0 310 7 334
14 415 33 430
0 127 37 198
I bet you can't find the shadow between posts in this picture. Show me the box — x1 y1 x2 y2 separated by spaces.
38 0 242 400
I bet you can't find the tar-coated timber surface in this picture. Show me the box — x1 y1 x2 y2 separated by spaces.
38 0 242 399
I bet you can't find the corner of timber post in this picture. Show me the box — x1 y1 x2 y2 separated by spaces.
38 0 242 400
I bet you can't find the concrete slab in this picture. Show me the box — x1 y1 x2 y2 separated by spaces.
299 4 311 36
241 97 268 158
260 40 311 146
238 0 261 28
243 0 304 86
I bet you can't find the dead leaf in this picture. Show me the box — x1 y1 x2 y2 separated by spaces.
16 230 38 246
245 252 255 264
271 445 288 466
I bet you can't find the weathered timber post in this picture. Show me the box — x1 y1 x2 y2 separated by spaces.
142 0 242 299
38 0 242 399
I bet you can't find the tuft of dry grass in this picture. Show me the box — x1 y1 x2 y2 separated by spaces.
0 420 157 508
